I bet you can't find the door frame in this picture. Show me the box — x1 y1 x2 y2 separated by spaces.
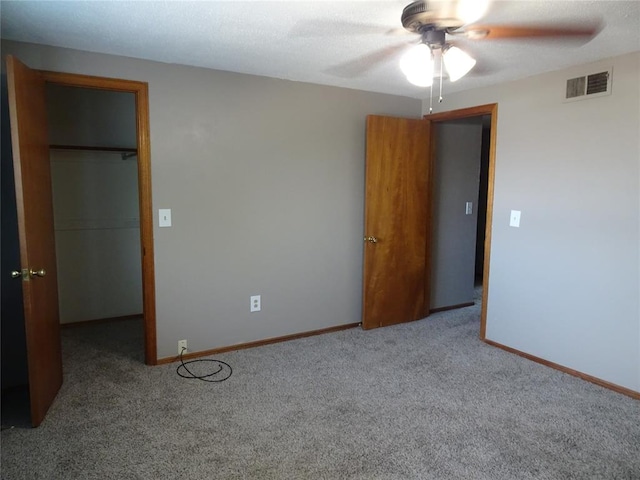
426 103 497 340
41 70 157 364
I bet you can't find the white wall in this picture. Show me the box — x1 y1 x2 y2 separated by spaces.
50 151 142 323
426 52 640 391
2 40 422 358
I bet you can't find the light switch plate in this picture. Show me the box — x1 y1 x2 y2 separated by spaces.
465 202 473 215
510 210 521 228
159 209 172 227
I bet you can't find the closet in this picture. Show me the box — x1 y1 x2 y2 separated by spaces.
46 85 142 325
2 58 155 427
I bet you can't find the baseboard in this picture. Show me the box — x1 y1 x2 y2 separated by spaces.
60 314 143 328
483 339 640 400
157 322 360 365
430 302 474 313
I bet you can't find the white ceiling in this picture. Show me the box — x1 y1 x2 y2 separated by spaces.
1 1 639 99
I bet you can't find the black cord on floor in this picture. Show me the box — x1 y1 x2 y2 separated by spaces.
176 347 232 382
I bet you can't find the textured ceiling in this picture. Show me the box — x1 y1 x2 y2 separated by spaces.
1 1 639 99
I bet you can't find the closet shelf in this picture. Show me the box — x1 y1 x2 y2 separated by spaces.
49 144 137 153
50 145 137 160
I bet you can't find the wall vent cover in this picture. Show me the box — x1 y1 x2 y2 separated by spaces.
564 68 612 102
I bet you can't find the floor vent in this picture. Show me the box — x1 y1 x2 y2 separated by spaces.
565 68 612 102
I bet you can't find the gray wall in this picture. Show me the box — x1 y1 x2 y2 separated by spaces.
426 52 640 392
2 40 422 359
431 118 482 309
47 85 136 147
47 86 142 324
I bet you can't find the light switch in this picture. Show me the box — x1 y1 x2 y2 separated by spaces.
159 209 172 227
509 210 521 228
465 202 473 215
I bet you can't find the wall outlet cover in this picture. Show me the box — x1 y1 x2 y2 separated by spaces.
250 295 261 312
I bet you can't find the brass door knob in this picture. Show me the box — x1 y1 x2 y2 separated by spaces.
364 236 378 244
30 268 46 278
11 270 22 278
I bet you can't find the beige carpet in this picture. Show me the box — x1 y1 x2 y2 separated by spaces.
2 302 639 479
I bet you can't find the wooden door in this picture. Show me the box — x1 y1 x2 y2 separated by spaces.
362 115 432 329
6 55 63 427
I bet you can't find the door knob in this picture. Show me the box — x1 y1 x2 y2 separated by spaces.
10 268 45 280
364 236 378 244
30 268 46 278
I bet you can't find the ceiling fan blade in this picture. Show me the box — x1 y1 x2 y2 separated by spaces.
290 19 394 37
385 27 412 36
324 43 412 78
464 23 601 40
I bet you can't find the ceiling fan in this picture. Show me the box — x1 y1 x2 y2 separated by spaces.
396 0 600 91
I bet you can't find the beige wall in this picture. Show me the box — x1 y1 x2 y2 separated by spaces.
7 40 636 392
427 52 640 391
2 40 422 358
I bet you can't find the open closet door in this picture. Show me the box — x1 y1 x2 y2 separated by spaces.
6 55 63 426
362 115 432 329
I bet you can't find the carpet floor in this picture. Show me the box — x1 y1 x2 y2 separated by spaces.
1 300 639 479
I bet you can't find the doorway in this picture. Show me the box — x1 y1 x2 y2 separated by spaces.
427 104 497 339
361 104 496 336
430 116 486 313
41 70 158 364
46 84 144 357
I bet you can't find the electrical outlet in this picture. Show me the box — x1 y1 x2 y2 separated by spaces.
250 295 261 312
178 339 187 356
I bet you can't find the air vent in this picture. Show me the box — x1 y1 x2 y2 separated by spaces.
564 68 612 102
566 76 586 99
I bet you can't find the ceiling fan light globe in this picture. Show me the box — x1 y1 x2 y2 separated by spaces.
406 72 434 87
400 44 433 79
456 0 490 25
443 46 476 82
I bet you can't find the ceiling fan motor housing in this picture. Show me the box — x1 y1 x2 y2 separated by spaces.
423 29 447 48
401 0 466 33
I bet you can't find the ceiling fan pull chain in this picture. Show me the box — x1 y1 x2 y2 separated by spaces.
429 82 433 114
439 53 443 103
